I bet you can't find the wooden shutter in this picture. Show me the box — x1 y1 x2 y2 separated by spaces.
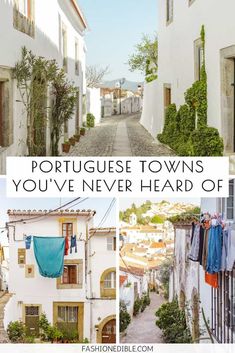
78 261 83 285
69 265 77 284
18 248 26 265
63 266 69 284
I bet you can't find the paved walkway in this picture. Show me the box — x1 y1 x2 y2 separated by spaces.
121 293 165 344
66 113 174 157
0 292 12 343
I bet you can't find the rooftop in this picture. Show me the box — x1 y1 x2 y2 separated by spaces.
7 209 96 216
70 0 88 28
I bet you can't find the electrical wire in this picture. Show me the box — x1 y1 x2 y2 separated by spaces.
7 197 83 225
89 198 116 239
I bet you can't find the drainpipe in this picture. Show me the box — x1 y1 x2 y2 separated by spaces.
85 214 93 342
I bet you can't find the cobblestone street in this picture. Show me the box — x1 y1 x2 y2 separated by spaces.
121 293 164 344
67 113 174 157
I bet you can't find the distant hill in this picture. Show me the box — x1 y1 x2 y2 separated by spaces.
101 80 143 92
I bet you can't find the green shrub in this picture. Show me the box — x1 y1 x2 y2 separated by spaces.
133 298 142 316
189 127 224 156
86 113 95 128
120 301 131 332
24 336 35 343
155 300 192 343
157 25 224 157
39 313 62 343
7 321 26 343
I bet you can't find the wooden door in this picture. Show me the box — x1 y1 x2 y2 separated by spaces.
102 319 116 344
25 305 40 337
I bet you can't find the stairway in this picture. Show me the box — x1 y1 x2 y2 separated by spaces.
0 292 12 343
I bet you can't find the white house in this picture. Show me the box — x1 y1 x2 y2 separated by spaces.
170 181 235 343
141 0 235 171
3 210 116 344
0 0 87 174
122 225 165 244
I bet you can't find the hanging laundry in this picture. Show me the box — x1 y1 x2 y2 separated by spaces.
205 272 218 289
221 227 235 271
64 235 69 256
206 223 223 274
25 235 32 250
33 236 65 278
188 223 200 261
70 235 77 254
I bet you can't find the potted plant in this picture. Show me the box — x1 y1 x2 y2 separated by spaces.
80 127 86 136
62 140 70 153
69 137 76 146
74 134 80 142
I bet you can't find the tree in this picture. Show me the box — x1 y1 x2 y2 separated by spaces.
128 34 158 82
151 215 166 224
86 65 109 88
50 70 77 156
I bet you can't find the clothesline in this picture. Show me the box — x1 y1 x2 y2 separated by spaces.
189 212 235 289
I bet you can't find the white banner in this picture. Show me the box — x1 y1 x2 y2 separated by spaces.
6 157 229 198
1 344 234 353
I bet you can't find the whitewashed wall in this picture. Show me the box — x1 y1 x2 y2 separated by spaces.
86 88 101 124
142 0 235 143
0 0 86 174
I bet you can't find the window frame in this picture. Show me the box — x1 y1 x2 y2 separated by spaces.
166 0 173 25
220 179 234 221
107 237 116 251
57 259 83 289
75 39 79 76
100 268 116 298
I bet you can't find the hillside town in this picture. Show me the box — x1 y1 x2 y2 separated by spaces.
119 200 199 343
0 197 116 344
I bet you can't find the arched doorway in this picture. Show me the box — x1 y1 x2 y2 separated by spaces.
102 319 116 343
96 315 116 343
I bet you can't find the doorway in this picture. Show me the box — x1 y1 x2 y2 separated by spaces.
221 46 235 153
102 319 116 344
24 305 40 337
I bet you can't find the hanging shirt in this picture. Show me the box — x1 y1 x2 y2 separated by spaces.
205 272 218 289
25 235 32 250
70 235 77 254
221 228 235 271
64 235 69 256
33 236 65 278
206 225 223 274
189 223 200 262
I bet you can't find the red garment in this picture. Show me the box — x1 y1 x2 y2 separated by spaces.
64 235 69 256
205 272 218 288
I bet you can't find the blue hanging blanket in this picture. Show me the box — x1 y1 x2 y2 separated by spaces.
33 236 65 278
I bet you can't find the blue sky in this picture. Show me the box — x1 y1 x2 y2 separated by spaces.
0 179 116 230
78 0 158 82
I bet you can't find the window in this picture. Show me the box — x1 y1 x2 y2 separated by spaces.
220 180 234 220
53 302 84 340
18 0 29 17
100 268 116 298
13 0 35 37
104 271 116 289
166 0 173 24
61 25 68 72
75 39 79 75
0 71 13 148
194 39 204 80
211 271 235 343
62 265 77 284
57 260 83 289
62 223 73 237
107 237 116 251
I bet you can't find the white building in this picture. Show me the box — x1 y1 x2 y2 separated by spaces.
122 225 165 244
141 0 235 171
170 182 235 343
0 0 87 174
4 210 116 344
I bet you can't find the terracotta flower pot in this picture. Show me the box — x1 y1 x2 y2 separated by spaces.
62 143 70 153
80 129 85 136
74 134 80 142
